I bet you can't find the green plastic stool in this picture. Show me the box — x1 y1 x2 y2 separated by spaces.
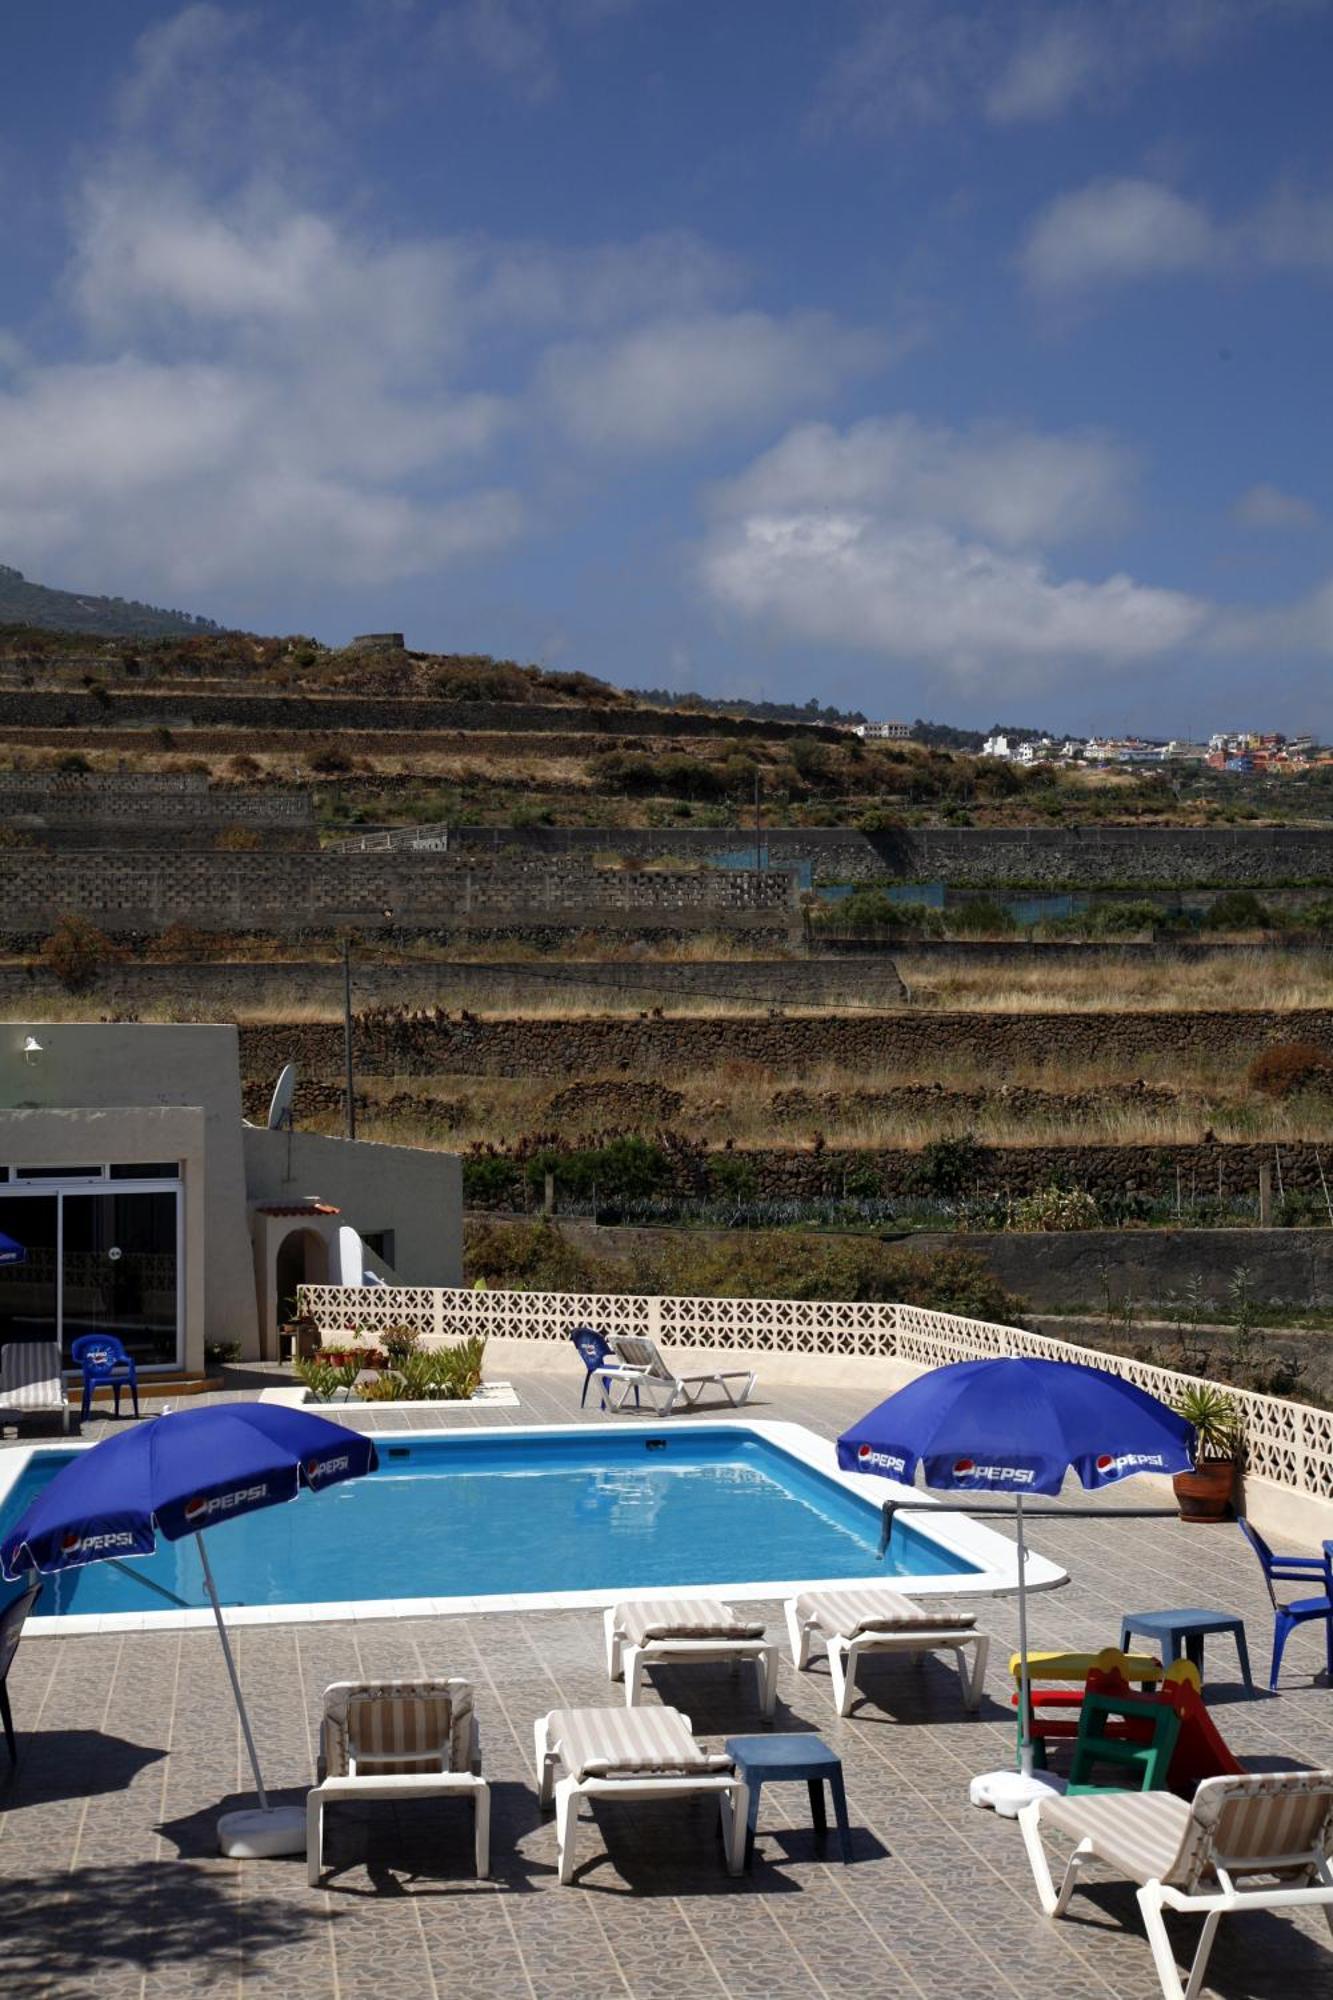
1066 1688 1181 1795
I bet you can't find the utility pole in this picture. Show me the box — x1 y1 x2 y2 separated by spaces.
342 935 356 1140
754 765 763 871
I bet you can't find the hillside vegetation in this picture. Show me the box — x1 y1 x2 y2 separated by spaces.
0 564 221 639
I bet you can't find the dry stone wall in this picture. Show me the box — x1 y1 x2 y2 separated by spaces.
454 1141 1333 1208
0 953 903 1014
0 686 841 743
236 1005 1333 1083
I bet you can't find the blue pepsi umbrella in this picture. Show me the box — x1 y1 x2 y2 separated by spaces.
0 1230 26 1266
2 1402 378 1855
838 1358 1195 1808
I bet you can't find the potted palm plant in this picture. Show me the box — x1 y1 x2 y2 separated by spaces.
1171 1383 1242 1521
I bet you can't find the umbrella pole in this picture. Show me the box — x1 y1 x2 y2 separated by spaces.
196 1531 270 1812
1014 1494 1034 1780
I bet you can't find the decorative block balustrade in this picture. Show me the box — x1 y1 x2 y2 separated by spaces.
295 1283 1333 1505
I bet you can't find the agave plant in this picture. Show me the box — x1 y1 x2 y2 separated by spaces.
356 1373 410 1402
1172 1382 1242 1464
294 1358 341 1403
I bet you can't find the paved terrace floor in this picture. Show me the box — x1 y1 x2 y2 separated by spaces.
2 1365 1332 2000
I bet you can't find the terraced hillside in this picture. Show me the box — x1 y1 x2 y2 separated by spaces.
6 622 1333 1330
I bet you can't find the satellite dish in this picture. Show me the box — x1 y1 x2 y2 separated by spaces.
338 1224 365 1286
267 1063 297 1131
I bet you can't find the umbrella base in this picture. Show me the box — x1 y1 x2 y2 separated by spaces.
969 1768 1066 1819
218 1805 307 1858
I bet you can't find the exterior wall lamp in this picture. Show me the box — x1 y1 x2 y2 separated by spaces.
22 1035 44 1067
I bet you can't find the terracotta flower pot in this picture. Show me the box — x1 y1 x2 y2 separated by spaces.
1172 1457 1237 1522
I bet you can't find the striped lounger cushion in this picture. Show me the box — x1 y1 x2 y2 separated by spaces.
614 1598 766 1645
795 1588 978 1640
1040 1769 1333 1890
322 1679 475 1776
546 1706 734 1781
0 1343 63 1410
1040 1789 1195 1886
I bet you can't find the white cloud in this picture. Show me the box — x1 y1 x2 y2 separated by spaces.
699 415 1207 678
1209 578 1333 654
0 353 522 592
0 1 759 602
1233 482 1320 530
432 0 635 101
985 16 1104 123
1022 178 1220 294
540 313 887 452
708 417 1135 547
812 2 1321 136
1022 175 1333 295
702 514 1206 676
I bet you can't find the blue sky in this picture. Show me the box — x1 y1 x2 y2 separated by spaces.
1 1 1331 732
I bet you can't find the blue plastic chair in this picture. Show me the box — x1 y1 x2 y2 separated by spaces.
570 1328 639 1412
1238 1518 1333 1690
71 1334 140 1421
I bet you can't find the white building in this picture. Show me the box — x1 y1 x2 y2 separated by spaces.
854 720 913 741
981 733 1011 759
0 1022 463 1379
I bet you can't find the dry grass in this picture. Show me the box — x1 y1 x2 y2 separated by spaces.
274 1061 1333 1154
900 946 1333 1013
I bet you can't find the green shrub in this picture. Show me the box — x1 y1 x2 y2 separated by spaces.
465 1219 629 1292
905 1133 985 1198
461 1221 1025 1323
463 1154 522 1205
1203 889 1272 931
523 1136 672 1203
814 888 943 936
945 899 1017 937
1082 899 1162 936
708 1152 760 1202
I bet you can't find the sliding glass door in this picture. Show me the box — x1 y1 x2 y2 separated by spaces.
0 1179 181 1367
0 1193 58 1348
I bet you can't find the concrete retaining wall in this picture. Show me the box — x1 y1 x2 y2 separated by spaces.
448 822 1333 887
4 851 799 933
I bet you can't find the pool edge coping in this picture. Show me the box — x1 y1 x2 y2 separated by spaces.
3 1414 1069 1636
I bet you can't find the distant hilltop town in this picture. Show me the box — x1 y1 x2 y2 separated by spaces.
974 728 1322 776
852 717 1322 774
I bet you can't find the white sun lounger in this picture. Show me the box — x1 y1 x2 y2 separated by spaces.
534 1704 749 1883
307 1678 490 1883
600 1333 755 1414
785 1586 989 1718
605 1597 779 1715
0 1342 69 1435
1020 1767 1333 2000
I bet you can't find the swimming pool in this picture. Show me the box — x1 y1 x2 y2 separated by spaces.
0 1419 1063 1632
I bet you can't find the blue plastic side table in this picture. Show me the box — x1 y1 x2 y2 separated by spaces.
1119 1608 1253 1691
725 1732 852 1865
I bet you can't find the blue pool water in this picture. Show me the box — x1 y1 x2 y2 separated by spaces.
0 1426 977 1618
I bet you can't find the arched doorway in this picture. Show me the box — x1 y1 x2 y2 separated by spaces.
274 1227 330 1329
